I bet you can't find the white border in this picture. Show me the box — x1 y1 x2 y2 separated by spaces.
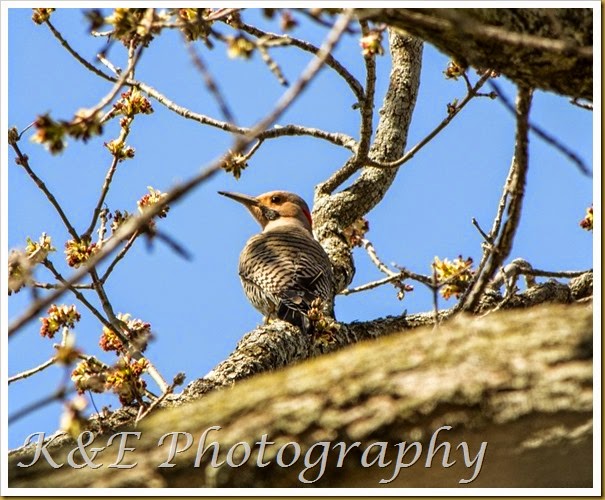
1 1 601 496
1 0 11 496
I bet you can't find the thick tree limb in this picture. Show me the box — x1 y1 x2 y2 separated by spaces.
314 31 423 292
9 302 592 487
358 8 593 100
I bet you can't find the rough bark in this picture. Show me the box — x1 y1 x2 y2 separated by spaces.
9 302 592 488
314 32 423 293
358 8 593 100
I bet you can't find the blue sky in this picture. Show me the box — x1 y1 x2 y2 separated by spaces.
6 8 593 449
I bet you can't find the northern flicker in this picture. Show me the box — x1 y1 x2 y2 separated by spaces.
219 190 334 332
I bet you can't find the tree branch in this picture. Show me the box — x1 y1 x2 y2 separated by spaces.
461 86 533 312
315 31 423 292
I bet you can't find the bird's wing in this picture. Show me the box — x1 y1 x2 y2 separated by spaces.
239 230 333 330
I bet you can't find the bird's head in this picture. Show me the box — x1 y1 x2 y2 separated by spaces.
218 190 313 233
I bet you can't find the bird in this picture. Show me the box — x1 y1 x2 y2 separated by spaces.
218 190 334 333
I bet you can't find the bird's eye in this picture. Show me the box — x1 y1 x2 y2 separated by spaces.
270 195 282 204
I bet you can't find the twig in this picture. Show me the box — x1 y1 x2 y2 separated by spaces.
17 121 36 140
234 9 355 149
319 22 377 195
362 238 395 277
97 208 109 246
43 259 112 329
100 231 139 283
355 20 377 165
9 386 74 424
186 41 236 124
431 268 440 328
238 20 364 103
129 79 356 150
84 37 144 121
45 19 115 83
340 239 431 297
340 274 401 296
32 281 94 290
88 265 170 394
570 98 593 111
10 142 80 241
528 268 591 279
298 8 361 35
462 86 533 312
368 70 494 170
9 357 57 385
84 156 120 239
205 7 241 22
97 53 121 76
257 44 289 86
151 231 193 261
134 373 185 425
471 217 492 243
489 80 591 176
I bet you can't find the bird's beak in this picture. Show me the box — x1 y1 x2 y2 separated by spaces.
218 191 260 208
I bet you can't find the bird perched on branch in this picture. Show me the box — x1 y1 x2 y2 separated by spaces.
218 190 334 333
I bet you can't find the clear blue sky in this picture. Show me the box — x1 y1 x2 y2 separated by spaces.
6 8 593 449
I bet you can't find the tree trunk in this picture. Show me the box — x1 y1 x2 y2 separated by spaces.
9 302 592 488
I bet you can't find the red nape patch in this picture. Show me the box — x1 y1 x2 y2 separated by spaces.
302 207 313 228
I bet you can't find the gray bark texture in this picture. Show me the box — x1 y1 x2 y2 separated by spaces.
9 302 592 487
357 8 593 100
314 32 423 293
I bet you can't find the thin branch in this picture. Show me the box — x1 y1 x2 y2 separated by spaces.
570 98 593 111
233 9 355 149
340 274 401 296
97 53 121 75
32 282 94 290
10 142 80 241
186 41 236 125
238 21 364 103
528 268 591 279
362 238 395 277
9 386 74 424
135 374 184 425
315 22 378 196
45 19 115 83
128 79 356 150
84 156 120 239
257 45 289 86
9 357 57 385
87 263 170 393
489 80 591 176
205 7 241 22
471 217 492 243
462 86 533 312
369 70 494 170
84 37 144 121
431 268 440 328
298 8 361 34
354 21 377 162
43 259 110 328
101 231 140 283
340 239 430 297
